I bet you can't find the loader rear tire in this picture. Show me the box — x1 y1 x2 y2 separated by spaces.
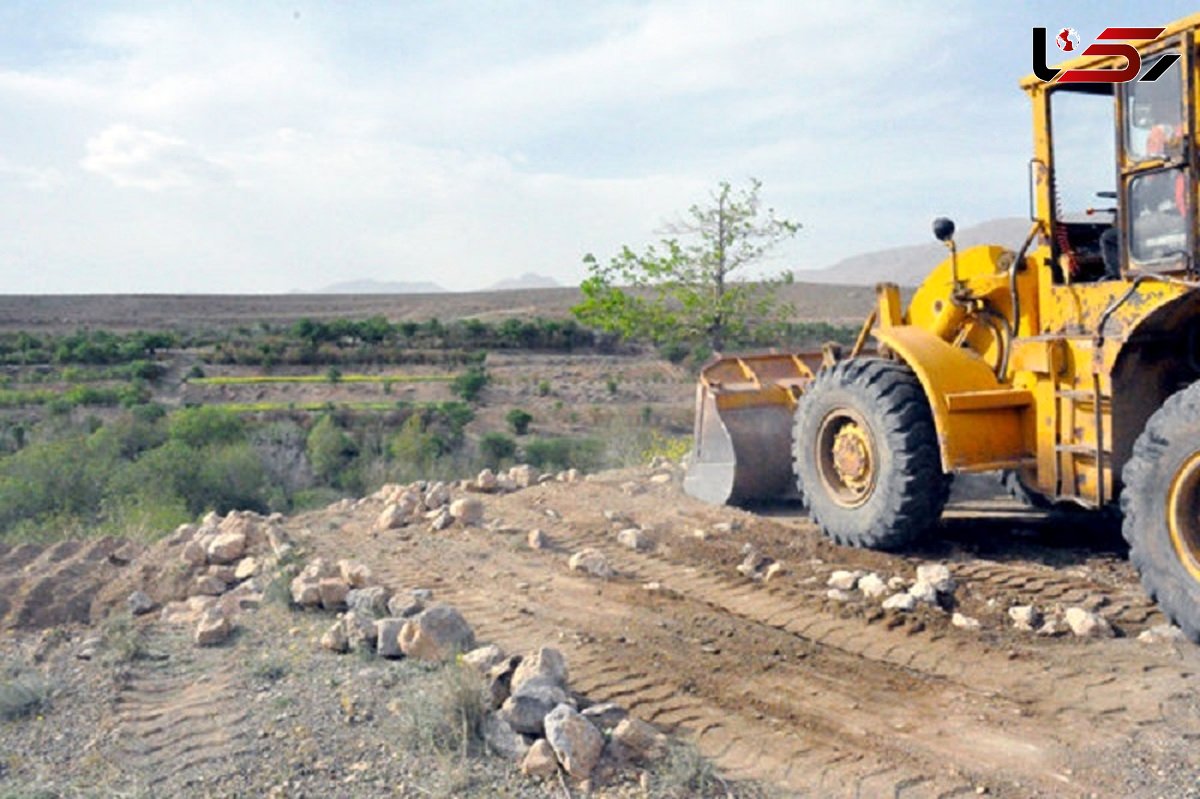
1121 380 1200 643
793 358 950 550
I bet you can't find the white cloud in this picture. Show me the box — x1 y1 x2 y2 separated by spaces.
81 124 225 190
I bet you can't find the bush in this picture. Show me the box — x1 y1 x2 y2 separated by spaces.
169 406 246 448
536 379 551 397
307 415 356 484
522 436 604 472
0 672 51 720
325 365 343 384
478 432 516 469
505 408 533 436
389 415 441 474
451 367 489 403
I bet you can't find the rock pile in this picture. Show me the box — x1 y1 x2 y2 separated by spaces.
155 510 292 647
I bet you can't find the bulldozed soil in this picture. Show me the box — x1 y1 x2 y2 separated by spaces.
2 468 1198 798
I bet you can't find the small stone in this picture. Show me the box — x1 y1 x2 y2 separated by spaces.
915 563 955 594
423 482 450 509
527 529 549 550
564 469 581 482
206 531 247 564
234 557 260 581
521 738 559 778
290 575 321 606
1137 624 1185 644
763 562 785 583
827 570 863 591
398 604 475 661
887 576 908 591
76 637 102 660
375 618 404 658
882 593 917 612
616 528 649 551
318 578 350 610
544 703 604 780
511 646 569 694
1008 605 1042 631
649 473 672 484
827 588 853 602
510 464 537 488
346 586 391 618
192 574 228 597
620 481 644 496
207 564 237 584
1036 618 1066 637
320 621 349 653
568 548 614 579
449 498 483 525
581 702 628 731
603 509 631 525
126 591 155 616
856 573 888 599
462 644 507 673
737 552 772 579
1063 607 1114 638
338 560 373 588
482 714 528 760
611 717 667 760
194 607 231 646
952 612 981 630
712 522 736 534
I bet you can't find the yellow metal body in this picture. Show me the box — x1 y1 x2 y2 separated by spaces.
689 14 1200 509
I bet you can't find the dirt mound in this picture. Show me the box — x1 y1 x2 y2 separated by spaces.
0 537 146 630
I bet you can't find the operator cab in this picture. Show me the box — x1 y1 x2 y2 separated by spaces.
1046 45 1189 282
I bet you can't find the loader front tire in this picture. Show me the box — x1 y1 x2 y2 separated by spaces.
1121 380 1200 642
793 358 950 550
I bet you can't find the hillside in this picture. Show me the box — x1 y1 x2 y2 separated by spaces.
796 217 1031 286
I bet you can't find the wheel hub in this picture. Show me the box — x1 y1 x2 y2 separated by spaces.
1167 452 1200 583
815 410 878 508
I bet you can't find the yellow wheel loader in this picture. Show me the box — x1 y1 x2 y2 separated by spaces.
684 14 1200 641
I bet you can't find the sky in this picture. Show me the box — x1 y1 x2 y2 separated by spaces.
1 1 1196 294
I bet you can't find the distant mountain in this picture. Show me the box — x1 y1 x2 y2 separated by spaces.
486 272 561 291
796 217 1032 286
314 279 446 294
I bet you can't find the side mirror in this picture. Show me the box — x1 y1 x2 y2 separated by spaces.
932 217 956 242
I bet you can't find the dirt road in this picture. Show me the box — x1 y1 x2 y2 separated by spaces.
304 471 1200 798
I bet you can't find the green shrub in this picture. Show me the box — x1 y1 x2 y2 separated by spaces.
479 432 516 469
389 415 441 473
536 379 551 397
506 408 533 436
186 364 206 380
307 415 356 483
168 406 245 448
0 672 51 720
451 367 489 403
325 365 343 384
522 436 604 472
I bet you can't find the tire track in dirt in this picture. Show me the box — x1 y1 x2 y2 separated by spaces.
111 627 252 792
0 538 129 630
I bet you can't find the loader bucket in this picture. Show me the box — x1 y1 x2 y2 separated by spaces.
683 352 822 505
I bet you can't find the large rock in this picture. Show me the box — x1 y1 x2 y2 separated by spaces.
290 575 321 606
612 717 667 760
423 481 450 509
342 611 378 651
181 540 208 567
375 617 405 658
318 578 350 610
192 574 228 597
194 607 231 646
521 738 559 778
397 605 475 661
510 646 568 695
510 464 536 489
1138 624 1185 644
449 498 483 525
219 513 267 552
486 655 521 709
1008 605 1042 631
616 528 649 551
908 581 939 605
321 621 349 653
856 573 888 599
376 503 410 531
882 593 916 612
475 469 498 492
482 714 529 760
498 681 571 735
527 528 549 550
346 586 391 617
126 591 155 616
206 531 247 564
462 644 507 674
338 560 374 588
387 594 424 618
568 548 614 579
916 563 955 594
1064 607 1114 638
581 702 628 732
233 557 260 581
544 704 604 780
